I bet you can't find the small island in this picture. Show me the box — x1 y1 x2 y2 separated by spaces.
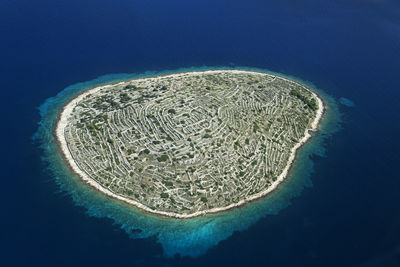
56 70 324 218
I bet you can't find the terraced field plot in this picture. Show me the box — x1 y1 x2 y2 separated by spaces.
62 70 320 217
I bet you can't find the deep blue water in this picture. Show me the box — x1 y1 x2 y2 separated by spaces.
1 0 400 266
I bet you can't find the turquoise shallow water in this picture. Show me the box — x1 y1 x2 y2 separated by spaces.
34 67 341 257
339 97 356 108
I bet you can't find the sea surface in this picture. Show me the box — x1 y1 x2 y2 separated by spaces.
1 0 400 266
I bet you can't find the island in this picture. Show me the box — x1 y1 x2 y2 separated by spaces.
56 70 324 218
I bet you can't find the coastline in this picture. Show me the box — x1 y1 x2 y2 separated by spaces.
54 69 325 219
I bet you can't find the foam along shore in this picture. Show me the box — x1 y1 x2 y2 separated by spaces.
55 69 325 219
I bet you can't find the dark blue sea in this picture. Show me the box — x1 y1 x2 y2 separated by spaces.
1 0 400 266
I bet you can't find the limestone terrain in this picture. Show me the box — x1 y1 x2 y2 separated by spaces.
63 71 319 215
